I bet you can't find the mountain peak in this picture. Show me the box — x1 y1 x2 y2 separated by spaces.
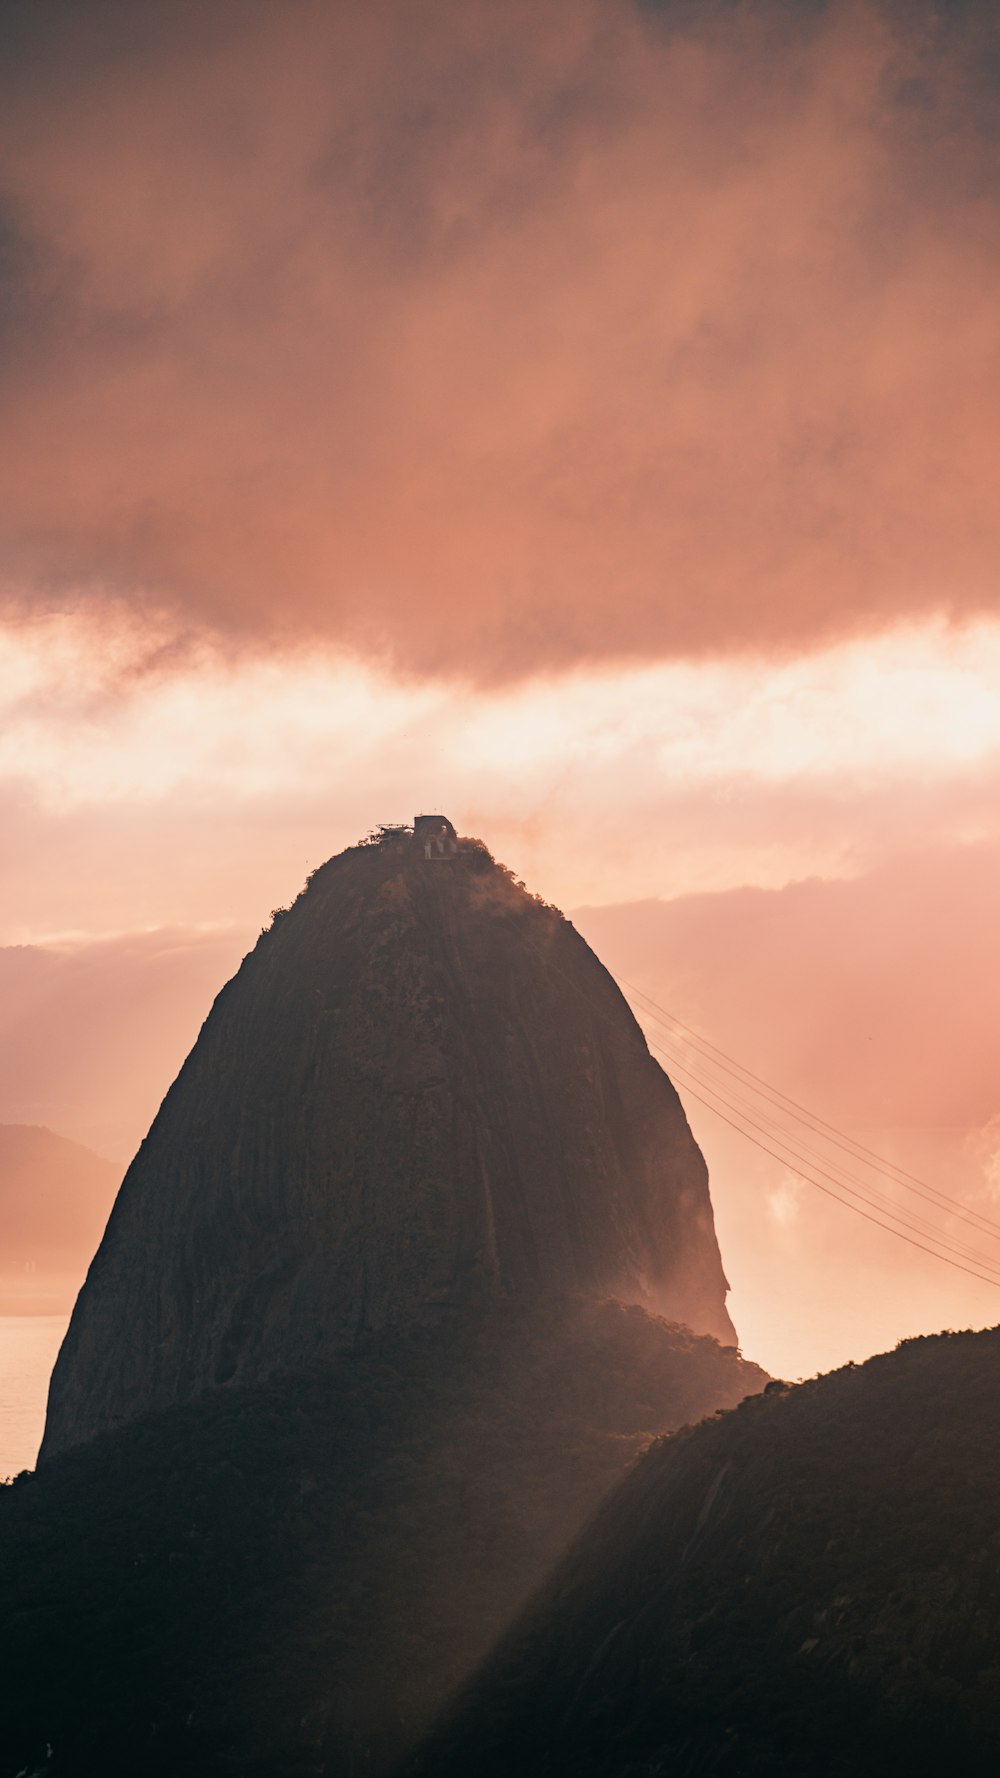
41 832 735 1460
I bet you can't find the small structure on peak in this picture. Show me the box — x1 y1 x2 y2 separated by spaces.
414 814 458 859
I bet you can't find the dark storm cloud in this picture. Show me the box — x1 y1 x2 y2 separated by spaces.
1 0 1000 679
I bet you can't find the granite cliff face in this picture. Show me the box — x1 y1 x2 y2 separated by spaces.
42 831 735 1460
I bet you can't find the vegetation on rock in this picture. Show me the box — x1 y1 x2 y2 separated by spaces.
411 1324 1000 1778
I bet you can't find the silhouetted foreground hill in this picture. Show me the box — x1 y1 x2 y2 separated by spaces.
411 1324 1000 1778
0 1296 762 1777
0 1124 118 1313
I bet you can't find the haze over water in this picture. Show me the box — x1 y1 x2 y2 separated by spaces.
0 1317 68 1475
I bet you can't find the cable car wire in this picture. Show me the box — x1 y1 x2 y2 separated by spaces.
639 1035 1000 1291
621 976 1000 1244
642 1028 1000 1282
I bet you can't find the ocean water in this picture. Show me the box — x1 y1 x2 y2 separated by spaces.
0 1316 69 1476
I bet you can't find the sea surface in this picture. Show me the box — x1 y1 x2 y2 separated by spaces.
0 1316 69 1476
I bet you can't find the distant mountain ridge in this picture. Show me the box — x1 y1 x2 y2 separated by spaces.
0 1124 118 1314
42 830 735 1459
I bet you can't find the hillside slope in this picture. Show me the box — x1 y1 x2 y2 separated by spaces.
0 1297 763 1777
43 833 734 1460
412 1324 1000 1778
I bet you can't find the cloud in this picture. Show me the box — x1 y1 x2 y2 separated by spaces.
966 1115 1000 1204
1 0 999 678
766 1175 805 1230
575 840 1000 1130
3 611 1000 940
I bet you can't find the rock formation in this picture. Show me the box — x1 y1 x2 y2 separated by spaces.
42 829 735 1460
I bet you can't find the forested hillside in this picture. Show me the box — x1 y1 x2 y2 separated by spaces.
413 1325 1000 1778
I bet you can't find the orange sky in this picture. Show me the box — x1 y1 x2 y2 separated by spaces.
2 0 1000 1380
